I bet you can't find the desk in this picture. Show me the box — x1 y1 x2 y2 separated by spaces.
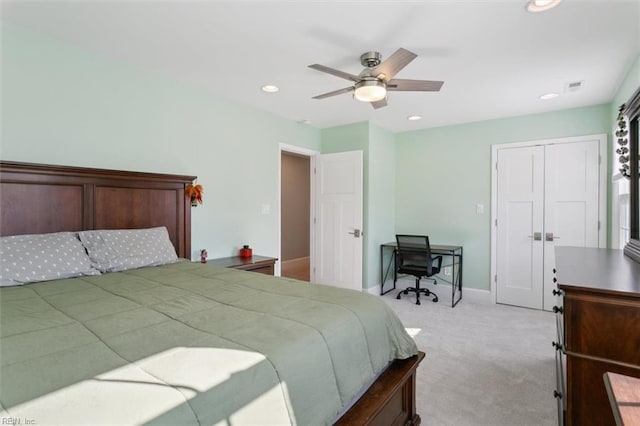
380 242 462 307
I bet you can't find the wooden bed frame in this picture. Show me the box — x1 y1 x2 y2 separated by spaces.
0 160 424 426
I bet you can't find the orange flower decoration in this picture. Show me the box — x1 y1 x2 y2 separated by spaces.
186 184 204 206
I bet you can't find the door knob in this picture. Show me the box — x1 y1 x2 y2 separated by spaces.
528 232 542 241
546 233 560 242
348 229 361 238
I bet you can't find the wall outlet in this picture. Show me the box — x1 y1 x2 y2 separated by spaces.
444 266 452 276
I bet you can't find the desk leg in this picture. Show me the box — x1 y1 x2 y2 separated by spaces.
451 248 462 307
380 245 384 295
380 245 397 296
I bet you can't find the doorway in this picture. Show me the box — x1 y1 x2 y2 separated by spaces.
280 150 312 281
490 134 607 310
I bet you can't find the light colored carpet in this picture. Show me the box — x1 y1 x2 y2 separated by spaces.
382 290 557 426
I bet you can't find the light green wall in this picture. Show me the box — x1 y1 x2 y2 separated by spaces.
395 104 611 291
3 23 637 293
608 55 640 246
367 124 396 290
1 24 321 260
611 55 640 121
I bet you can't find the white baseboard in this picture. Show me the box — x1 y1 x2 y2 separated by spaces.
366 277 492 305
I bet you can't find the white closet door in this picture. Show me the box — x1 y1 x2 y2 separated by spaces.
496 146 545 309
543 140 600 311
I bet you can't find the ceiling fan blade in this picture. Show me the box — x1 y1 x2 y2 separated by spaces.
369 48 417 81
370 98 388 109
312 86 355 99
387 79 444 92
308 64 361 82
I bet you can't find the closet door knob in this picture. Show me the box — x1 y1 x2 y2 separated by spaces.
552 306 563 314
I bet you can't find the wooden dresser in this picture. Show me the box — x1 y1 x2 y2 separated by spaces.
554 247 640 426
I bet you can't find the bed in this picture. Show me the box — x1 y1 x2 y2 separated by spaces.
0 161 424 425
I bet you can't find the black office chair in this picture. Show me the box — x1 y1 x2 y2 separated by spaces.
394 235 442 305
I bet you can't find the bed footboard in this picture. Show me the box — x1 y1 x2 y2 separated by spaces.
335 351 425 426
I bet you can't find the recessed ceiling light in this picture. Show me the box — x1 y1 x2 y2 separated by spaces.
540 92 559 100
407 115 422 121
525 0 562 12
261 84 279 93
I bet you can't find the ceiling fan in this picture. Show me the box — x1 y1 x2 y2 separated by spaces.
308 48 444 109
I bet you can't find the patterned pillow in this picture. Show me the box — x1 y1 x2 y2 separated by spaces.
77 227 178 273
0 232 101 286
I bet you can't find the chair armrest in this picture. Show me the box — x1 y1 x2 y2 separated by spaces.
432 256 443 270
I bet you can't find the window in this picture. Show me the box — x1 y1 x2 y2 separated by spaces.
614 176 631 248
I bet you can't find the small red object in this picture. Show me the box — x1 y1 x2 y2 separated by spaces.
239 245 252 258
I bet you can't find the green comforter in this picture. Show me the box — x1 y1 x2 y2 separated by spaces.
0 261 418 425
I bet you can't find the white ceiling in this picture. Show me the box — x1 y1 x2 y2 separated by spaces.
2 0 640 132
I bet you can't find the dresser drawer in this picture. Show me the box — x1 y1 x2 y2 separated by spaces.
564 291 640 365
236 263 275 275
207 255 277 276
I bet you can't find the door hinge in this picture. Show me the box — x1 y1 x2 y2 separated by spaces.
495 218 498 226
598 220 601 230
494 275 497 284
599 155 601 165
313 217 316 224
313 167 316 175
495 162 498 171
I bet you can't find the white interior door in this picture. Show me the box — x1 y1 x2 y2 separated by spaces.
494 135 604 310
496 146 545 309
542 140 600 310
314 150 363 290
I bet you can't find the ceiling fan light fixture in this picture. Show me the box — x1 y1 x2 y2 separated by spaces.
354 79 387 102
525 0 562 12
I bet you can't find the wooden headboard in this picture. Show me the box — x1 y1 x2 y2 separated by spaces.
0 161 195 258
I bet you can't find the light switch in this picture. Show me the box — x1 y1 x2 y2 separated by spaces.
261 204 271 215
476 204 484 214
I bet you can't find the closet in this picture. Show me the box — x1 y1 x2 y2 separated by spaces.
492 134 606 310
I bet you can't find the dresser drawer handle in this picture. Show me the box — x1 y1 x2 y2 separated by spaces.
552 289 563 296
553 306 563 314
553 390 563 399
552 341 564 351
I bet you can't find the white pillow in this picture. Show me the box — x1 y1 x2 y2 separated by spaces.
0 232 100 286
77 227 178 273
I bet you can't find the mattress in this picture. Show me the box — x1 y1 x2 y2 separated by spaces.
0 261 418 425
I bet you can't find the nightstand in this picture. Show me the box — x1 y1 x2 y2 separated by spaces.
206 255 278 275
